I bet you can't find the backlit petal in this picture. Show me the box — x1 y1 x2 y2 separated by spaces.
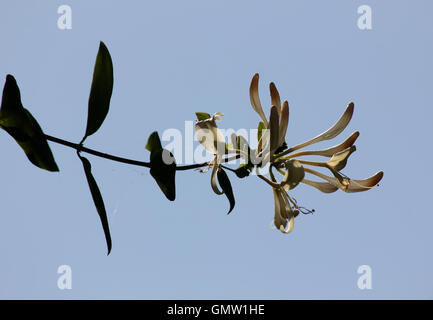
286 131 359 158
304 167 383 193
278 101 289 147
300 178 338 193
249 73 268 126
269 82 281 116
287 102 354 153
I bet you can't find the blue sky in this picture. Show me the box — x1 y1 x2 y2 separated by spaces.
0 0 432 299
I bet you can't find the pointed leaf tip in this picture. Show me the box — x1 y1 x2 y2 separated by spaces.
0 76 59 171
78 154 112 255
145 131 162 152
217 168 235 214
83 41 114 141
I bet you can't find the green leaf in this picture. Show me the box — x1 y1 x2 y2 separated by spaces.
146 131 176 201
145 131 162 152
195 112 211 121
83 41 114 141
236 135 249 153
217 168 235 214
257 121 265 141
78 154 112 255
0 75 59 171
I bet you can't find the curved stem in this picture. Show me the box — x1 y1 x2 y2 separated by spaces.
221 164 237 173
269 165 277 182
257 174 280 188
44 134 239 171
176 163 208 170
177 155 241 171
45 134 152 168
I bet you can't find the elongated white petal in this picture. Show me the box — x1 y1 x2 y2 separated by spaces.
287 131 359 158
195 119 226 155
249 73 268 126
280 191 295 233
273 189 294 233
288 102 354 153
344 171 384 193
210 157 224 195
278 101 289 147
296 146 355 185
304 167 348 189
304 167 383 193
269 82 281 116
300 178 338 193
273 189 284 229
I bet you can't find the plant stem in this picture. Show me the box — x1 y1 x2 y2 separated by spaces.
176 163 208 170
45 134 152 168
44 134 239 171
257 174 280 188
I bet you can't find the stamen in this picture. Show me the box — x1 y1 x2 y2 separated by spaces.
287 195 299 209
299 207 315 215
288 196 315 215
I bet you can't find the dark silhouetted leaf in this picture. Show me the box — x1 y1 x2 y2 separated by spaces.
217 168 235 214
78 153 112 255
275 141 288 154
0 75 59 171
195 112 211 121
145 131 162 153
234 163 252 179
146 131 176 201
83 41 113 141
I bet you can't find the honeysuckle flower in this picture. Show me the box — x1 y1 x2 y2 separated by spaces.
273 187 295 233
195 112 226 156
193 73 382 233
195 112 226 194
195 112 248 197
249 73 289 167
248 73 383 233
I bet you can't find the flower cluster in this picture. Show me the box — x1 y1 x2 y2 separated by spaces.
195 73 383 233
